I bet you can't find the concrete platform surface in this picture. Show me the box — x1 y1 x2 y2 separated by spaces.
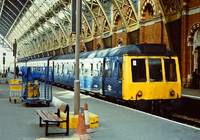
0 75 200 140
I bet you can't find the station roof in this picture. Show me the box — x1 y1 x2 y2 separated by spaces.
0 0 69 52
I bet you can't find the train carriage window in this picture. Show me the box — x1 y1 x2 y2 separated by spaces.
131 59 146 82
148 59 162 82
118 63 123 79
105 61 113 78
164 59 177 81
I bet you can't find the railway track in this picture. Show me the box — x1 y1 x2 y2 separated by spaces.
171 113 200 128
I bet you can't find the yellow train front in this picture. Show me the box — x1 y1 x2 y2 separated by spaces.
122 44 181 114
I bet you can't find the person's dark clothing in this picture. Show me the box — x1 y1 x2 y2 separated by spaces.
191 70 199 89
16 66 19 77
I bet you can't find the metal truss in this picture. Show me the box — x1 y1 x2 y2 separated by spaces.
157 0 182 24
1 0 140 58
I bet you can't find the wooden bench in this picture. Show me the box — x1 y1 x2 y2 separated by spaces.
35 96 69 136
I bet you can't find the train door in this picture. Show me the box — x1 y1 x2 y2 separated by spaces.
99 59 104 95
63 62 68 86
104 57 118 97
60 62 65 84
65 62 70 86
54 62 59 84
68 61 75 87
115 57 123 98
79 60 85 89
51 61 55 83
91 58 103 94
83 59 92 91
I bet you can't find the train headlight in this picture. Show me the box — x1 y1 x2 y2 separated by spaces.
170 89 175 96
137 90 142 97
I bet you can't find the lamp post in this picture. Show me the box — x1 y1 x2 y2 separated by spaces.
74 0 81 115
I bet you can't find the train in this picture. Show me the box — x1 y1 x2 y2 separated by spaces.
14 43 181 115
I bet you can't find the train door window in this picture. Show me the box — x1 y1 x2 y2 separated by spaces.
100 63 103 77
91 63 93 76
118 63 123 79
131 59 146 82
105 61 112 78
85 63 90 76
73 63 75 75
93 63 99 77
164 59 177 81
62 63 64 74
148 59 162 82
64 63 68 74
81 63 84 76
57 64 59 73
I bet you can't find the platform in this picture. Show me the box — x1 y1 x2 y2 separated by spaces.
182 87 200 100
0 74 200 140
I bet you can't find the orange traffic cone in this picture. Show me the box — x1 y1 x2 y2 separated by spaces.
72 107 91 140
84 103 94 134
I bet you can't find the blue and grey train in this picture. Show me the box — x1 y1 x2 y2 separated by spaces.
18 44 181 113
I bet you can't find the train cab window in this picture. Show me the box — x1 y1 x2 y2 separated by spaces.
131 59 146 82
148 59 162 82
164 59 177 81
118 63 123 79
105 61 113 78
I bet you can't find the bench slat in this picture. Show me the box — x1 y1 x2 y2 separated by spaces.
35 110 63 122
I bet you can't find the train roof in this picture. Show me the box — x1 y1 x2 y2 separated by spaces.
28 56 52 62
50 44 176 60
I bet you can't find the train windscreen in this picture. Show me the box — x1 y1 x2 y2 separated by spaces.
164 59 177 81
131 59 146 82
148 59 163 82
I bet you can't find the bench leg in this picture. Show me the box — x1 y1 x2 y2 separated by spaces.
39 117 42 127
45 122 49 137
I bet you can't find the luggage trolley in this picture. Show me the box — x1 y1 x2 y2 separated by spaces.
9 79 22 103
21 66 52 106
